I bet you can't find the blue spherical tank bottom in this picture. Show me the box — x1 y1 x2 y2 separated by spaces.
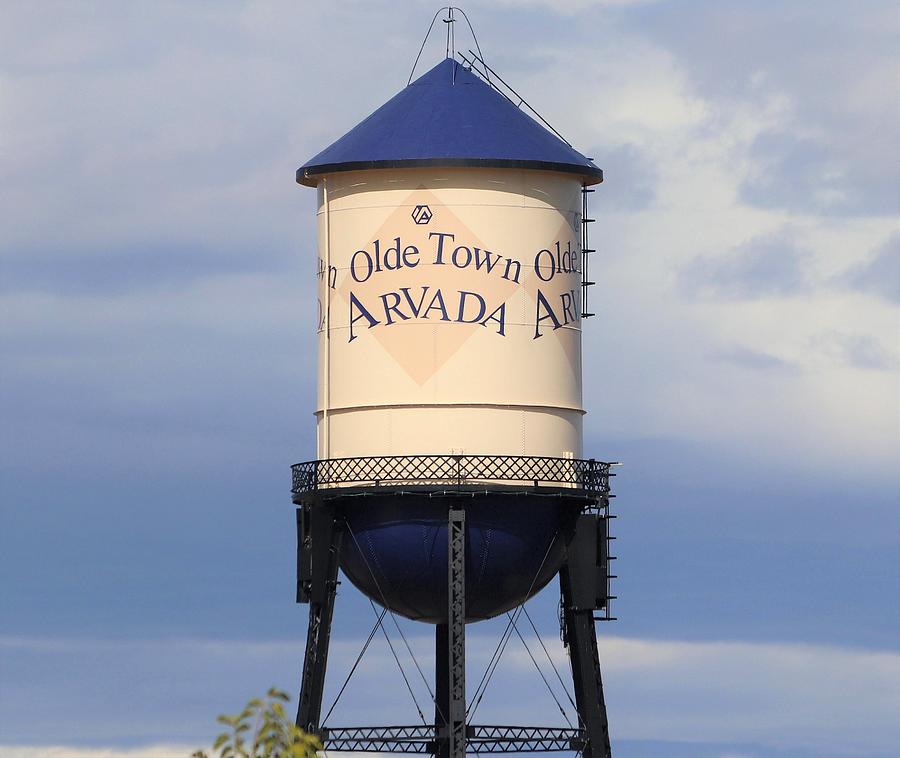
335 490 584 624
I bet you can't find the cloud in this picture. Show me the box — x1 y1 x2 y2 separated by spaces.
811 332 899 372
680 228 811 299
0 744 878 758
488 0 660 14
594 637 900 752
712 346 793 371
0 241 294 296
590 142 657 210
1 635 899 756
843 233 900 304
0 748 196 758
740 130 899 217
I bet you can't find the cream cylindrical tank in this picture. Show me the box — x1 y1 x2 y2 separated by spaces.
297 58 603 623
315 167 584 461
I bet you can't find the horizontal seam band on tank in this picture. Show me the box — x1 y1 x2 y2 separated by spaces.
317 267 585 280
322 323 584 332
312 402 587 415
316 203 581 214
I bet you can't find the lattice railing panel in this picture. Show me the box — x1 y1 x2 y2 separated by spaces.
320 725 584 753
292 455 613 496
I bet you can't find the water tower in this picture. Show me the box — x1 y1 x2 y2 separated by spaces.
292 10 617 758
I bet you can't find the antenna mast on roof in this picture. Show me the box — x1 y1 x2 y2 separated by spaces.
444 7 455 59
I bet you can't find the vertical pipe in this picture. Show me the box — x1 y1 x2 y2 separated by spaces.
322 177 331 459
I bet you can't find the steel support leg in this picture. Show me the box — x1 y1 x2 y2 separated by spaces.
296 505 343 733
435 509 466 758
434 622 449 754
560 563 612 758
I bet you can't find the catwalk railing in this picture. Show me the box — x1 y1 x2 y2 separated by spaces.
320 725 585 753
291 454 614 497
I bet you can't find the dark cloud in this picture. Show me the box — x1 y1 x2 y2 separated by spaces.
843 233 900 304
813 332 898 372
840 335 897 371
680 228 811 299
714 345 793 371
592 142 657 211
740 131 900 217
0 241 296 296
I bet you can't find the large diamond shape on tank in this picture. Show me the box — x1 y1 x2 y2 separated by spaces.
337 188 522 385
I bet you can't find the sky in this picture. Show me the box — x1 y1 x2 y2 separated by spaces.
1 1 898 757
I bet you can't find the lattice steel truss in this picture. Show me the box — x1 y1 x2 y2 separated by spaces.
446 510 466 758
292 454 613 497
320 725 584 753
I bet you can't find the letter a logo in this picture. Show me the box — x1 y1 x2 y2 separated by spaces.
411 204 433 225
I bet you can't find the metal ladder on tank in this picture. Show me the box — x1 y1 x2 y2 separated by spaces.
581 184 596 319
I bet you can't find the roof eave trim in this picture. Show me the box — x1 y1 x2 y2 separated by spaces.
296 158 604 187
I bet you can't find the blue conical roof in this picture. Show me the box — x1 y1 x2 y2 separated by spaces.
297 59 602 186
